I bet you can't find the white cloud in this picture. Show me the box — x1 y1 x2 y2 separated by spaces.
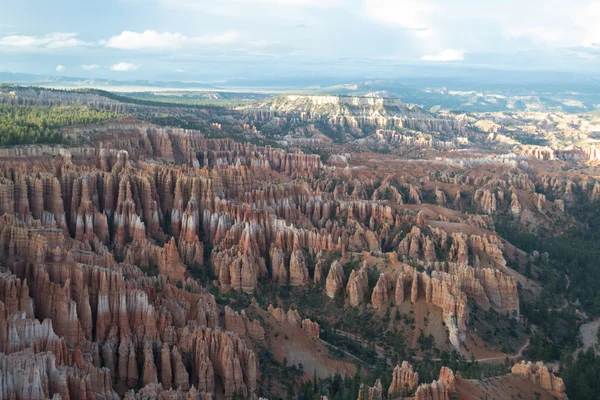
160 0 339 8
364 0 436 33
110 62 139 72
81 64 100 70
362 0 600 60
103 30 239 50
0 32 88 49
192 30 239 45
505 26 564 44
581 1 600 47
56 64 65 72
104 30 187 50
421 49 464 61
446 0 600 48
265 0 338 4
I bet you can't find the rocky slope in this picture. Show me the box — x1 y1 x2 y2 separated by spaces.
1 89 594 399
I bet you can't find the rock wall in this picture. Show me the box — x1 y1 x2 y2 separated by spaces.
388 361 419 397
511 361 567 400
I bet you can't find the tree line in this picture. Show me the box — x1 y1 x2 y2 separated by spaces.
0 103 119 145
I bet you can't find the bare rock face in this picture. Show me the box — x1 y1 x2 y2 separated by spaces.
289 248 310 286
247 319 266 342
225 306 264 342
389 361 419 397
423 237 437 262
400 266 469 348
267 305 301 327
536 193 546 211
476 268 519 315
414 380 449 400
124 383 213 400
184 328 257 398
160 343 173 389
593 182 600 201
270 245 288 284
357 380 383 400
286 309 302 327
158 237 187 283
511 361 567 400
0 273 34 318
371 273 392 308
0 349 118 400
399 226 423 260
438 367 455 393
475 189 497 214
0 108 550 400
511 192 522 216
346 268 369 307
394 272 406 304
171 347 190 391
409 185 422 204
211 223 268 293
397 226 437 263
448 232 469 266
326 260 345 299
301 318 320 339
142 342 159 386
435 187 447 205
224 306 247 338
268 304 288 324
0 121 353 400
555 199 565 213
314 257 326 284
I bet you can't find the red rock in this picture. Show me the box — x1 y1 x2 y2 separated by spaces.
270 245 288 284
158 238 187 282
389 361 419 396
325 260 345 299
371 272 392 309
160 343 173 389
511 361 567 400
346 268 369 307
302 319 320 339
414 379 449 400
142 342 159 385
438 367 455 393
289 248 309 286
357 380 383 400
171 346 190 391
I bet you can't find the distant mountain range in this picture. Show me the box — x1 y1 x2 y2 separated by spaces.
0 72 217 90
3 71 600 113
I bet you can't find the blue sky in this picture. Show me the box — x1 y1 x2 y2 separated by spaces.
1 0 599 82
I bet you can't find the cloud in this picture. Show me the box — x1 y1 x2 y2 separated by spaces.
364 0 436 33
446 0 600 49
192 30 239 46
421 49 464 61
258 0 338 4
103 30 239 50
56 65 65 72
362 0 600 60
505 26 564 44
110 62 139 72
0 32 88 49
104 30 187 50
81 64 100 70
159 0 339 8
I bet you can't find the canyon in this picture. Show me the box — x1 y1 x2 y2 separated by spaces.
0 87 595 399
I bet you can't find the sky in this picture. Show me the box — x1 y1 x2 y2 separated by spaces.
1 0 600 83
